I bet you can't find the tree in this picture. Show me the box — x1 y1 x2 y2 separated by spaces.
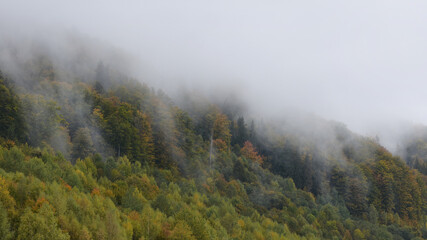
330 166 347 196
93 94 154 163
345 176 368 216
368 204 378 225
0 78 26 141
241 141 263 165
353 229 365 240
231 117 248 146
104 209 126 240
0 202 12 240
17 204 70 240
21 94 64 147
71 128 95 161
213 113 231 146
343 230 353 240
122 187 146 212
170 221 196 240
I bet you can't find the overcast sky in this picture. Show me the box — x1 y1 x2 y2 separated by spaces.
1 0 427 148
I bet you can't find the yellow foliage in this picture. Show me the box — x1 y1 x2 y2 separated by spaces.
262 218 274 228
269 231 280 240
237 219 245 228
254 231 265 240
92 108 104 120
0 176 16 212
192 193 206 209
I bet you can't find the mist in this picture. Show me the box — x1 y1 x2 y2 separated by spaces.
2 0 427 151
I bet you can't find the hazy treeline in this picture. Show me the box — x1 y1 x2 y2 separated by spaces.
0 38 425 240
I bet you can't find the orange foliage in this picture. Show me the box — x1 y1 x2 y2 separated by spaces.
128 211 140 221
213 139 228 152
32 197 49 211
91 188 100 196
241 141 263 165
162 223 172 238
202 183 213 193
3 140 15 149
59 178 72 191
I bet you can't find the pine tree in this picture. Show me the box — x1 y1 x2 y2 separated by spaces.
71 128 95 161
0 78 26 141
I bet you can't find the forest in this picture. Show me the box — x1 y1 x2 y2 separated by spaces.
0 49 426 240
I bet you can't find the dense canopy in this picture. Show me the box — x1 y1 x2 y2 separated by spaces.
0 53 425 240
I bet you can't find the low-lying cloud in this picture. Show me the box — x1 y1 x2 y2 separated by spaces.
2 0 427 151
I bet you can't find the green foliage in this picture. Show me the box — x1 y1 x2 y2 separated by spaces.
71 128 95 161
0 202 12 240
92 93 154 163
0 77 26 142
0 133 424 239
401 131 427 175
21 94 64 147
17 204 70 240
122 187 146 211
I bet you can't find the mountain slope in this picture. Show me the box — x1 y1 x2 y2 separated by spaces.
0 44 425 239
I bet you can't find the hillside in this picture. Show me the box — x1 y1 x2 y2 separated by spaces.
0 49 426 240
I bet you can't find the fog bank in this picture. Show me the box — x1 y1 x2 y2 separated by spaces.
2 0 427 151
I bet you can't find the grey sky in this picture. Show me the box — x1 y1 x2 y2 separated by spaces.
1 0 427 148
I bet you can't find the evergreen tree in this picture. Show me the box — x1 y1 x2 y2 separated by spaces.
0 77 26 141
71 127 95 161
